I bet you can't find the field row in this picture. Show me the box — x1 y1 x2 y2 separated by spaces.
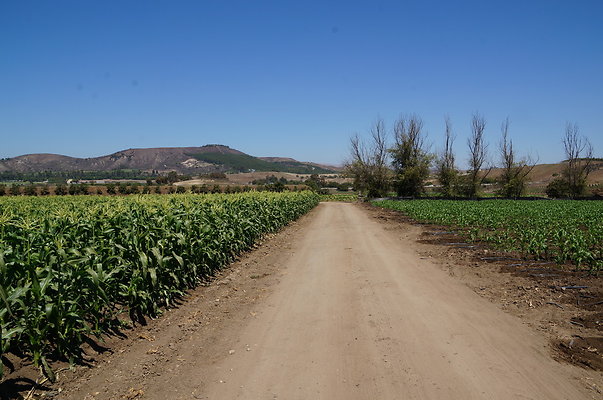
374 199 603 271
319 193 358 202
0 192 320 379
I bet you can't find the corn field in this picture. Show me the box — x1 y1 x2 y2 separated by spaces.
0 191 319 380
375 199 603 271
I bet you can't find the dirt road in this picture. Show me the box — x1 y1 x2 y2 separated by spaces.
59 202 598 399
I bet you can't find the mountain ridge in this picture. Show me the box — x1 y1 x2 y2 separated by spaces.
0 145 340 177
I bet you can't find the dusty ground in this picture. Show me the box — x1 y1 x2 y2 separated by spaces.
367 205 603 372
2 202 602 399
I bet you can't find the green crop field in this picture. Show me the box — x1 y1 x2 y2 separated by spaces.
374 199 603 272
0 191 319 379
319 193 358 202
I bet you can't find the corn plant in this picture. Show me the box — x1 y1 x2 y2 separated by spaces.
0 191 319 380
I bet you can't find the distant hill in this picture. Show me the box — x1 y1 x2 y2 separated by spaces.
487 160 603 186
0 145 338 181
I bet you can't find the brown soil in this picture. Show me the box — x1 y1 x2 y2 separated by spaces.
2 202 602 399
366 205 603 373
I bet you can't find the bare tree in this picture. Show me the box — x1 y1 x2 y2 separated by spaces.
389 114 432 196
464 112 490 198
346 119 390 197
436 116 458 197
442 116 456 171
499 117 513 175
498 117 536 198
348 134 368 194
370 119 389 177
547 122 594 198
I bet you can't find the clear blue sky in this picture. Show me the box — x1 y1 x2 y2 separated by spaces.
1 0 601 167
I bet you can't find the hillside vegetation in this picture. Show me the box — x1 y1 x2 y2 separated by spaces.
192 152 334 174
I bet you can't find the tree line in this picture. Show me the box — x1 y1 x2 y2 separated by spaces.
346 113 597 199
0 169 158 183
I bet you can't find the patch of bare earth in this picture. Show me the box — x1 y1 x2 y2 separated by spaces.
364 204 603 374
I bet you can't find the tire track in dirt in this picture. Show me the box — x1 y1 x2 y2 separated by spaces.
201 202 595 399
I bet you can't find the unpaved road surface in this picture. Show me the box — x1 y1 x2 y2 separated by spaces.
58 202 599 399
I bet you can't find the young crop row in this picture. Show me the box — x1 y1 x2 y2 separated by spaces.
374 199 603 271
319 193 358 202
0 191 319 380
